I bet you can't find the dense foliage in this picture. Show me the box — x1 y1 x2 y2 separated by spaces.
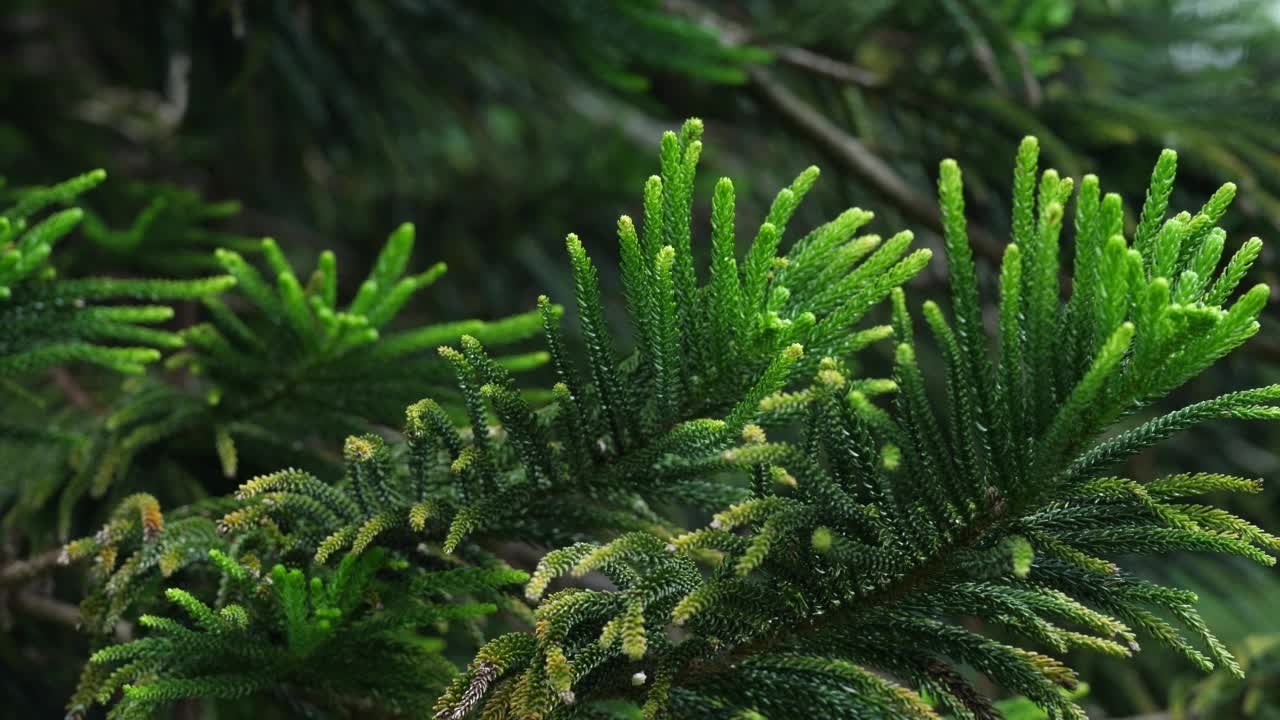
25 124 1269 720
429 133 1277 719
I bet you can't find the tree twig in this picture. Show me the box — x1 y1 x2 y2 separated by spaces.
50 366 98 412
773 46 883 88
8 591 133 641
665 0 1008 269
0 547 64 589
10 591 82 628
744 63 1007 265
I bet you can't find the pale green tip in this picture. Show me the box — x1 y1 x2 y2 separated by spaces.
811 527 834 552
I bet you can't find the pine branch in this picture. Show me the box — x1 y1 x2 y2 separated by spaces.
438 138 1277 720
79 119 924 719
62 116 1276 720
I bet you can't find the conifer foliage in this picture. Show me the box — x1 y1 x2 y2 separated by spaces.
0 171 232 380
90 223 550 486
72 119 930 717
40 221 550 543
433 137 1279 718
71 544 526 720
193 118 928 561
64 123 1277 719
53 228 554 666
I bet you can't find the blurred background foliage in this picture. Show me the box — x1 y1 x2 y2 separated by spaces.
1 0 1278 717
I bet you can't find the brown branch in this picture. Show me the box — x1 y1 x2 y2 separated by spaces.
666 0 883 88
664 0 1007 270
773 46 883 88
747 65 936 224
0 547 64 589
8 591 134 641
50 367 98 412
744 63 1006 266
10 591 82 628
1010 42 1043 108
